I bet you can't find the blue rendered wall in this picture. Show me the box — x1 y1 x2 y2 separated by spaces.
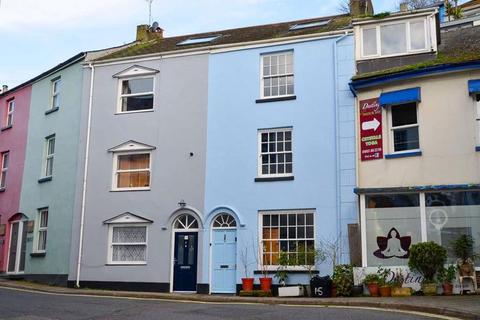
203 35 356 286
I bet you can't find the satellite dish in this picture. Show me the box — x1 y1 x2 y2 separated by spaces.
151 21 159 30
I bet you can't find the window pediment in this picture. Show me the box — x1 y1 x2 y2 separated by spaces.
108 140 156 153
103 212 153 224
112 65 159 78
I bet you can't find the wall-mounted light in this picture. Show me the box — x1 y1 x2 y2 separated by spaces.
178 200 186 207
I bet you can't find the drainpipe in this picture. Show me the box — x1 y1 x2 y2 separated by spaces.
75 63 95 288
333 31 350 265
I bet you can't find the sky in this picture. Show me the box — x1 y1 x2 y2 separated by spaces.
0 0 453 88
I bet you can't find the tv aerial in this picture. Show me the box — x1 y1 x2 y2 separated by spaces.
146 0 154 26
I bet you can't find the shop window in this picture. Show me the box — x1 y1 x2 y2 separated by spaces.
390 103 419 152
426 191 480 267
365 194 421 266
260 210 315 267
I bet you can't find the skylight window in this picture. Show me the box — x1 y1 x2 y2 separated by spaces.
289 20 331 31
177 35 220 46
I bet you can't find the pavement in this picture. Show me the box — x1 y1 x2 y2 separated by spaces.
0 279 478 320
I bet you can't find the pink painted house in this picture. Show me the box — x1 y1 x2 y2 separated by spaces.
0 84 31 274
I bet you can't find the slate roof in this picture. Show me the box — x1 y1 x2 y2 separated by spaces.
352 24 480 81
98 14 352 61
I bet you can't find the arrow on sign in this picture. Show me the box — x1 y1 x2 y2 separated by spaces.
362 118 380 131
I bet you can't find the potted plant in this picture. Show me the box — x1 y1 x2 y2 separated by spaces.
240 245 254 292
298 245 326 296
390 269 411 297
276 251 304 297
451 235 477 278
254 242 272 293
363 274 381 297
332 264 353 296
377 266 392 297
437 265 457 296
408 241 447 295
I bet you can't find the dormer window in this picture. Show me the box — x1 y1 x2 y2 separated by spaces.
360 18 431 59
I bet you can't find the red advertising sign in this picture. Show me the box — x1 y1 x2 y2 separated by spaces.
359 98 383 161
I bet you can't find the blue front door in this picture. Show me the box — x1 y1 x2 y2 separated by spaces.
211 229 237 293
173 232 198 291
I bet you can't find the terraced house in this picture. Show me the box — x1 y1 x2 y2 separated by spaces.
350 6 480 291
68 2 363 291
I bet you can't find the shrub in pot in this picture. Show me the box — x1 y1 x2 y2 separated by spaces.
390 269 411 297
408 241 447 296
332 264 353 296
377 266 392 297
240 246 255 292
451 235 477 277
363 274 381 297
437 265 457 296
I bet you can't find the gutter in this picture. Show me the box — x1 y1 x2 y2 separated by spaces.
75 63 95 288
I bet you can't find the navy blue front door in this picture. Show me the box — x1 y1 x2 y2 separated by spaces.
173 232 198 291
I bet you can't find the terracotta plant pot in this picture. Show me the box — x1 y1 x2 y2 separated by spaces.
241 278 254 292
259 277 272 292
391 286 412 297
367 283 379 297
379 285 391 297
422 282 437 296
442 282 453 296
331 284 337 297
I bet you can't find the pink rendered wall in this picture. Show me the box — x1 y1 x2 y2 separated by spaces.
0 85 31 272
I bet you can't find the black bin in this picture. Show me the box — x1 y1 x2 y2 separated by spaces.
310 275 332 297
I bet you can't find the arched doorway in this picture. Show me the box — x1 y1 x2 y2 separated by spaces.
7 214 28 274
210 213 237 293
172 213 199 292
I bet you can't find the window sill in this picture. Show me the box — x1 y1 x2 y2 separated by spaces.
0 188 5 193
254 270 319 275
384 150 422 159
45 107 59 115
30 252 46 258
0 125 12 132
110 188 151 192
115 109 154 115
255 176 294 182
256 95 296 104
38 176 53 183
105 263 147 266
476 146 480 152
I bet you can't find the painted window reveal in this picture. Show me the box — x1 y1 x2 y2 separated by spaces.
114 153 151 190
425 191 480 267
261 210 315 266
6 99 14 127
258 128 293 177
51 78 61 110
109 225 147 264
365 193 421 266
119 77 154 112
261 51 294 98
36 208 48 252
212 213 237 228
361 18 428 58
173 214 199 230
0 152 9 189
390 102 419 152
44 135 55 177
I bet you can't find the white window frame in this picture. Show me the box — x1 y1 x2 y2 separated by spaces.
257 127 293 178
43 135 55 178
112 151 152 191
116 76 155 114
107 224 148 265
34 208 48 253
360 18 429 59
260 51 294 99
6 99 14 127
259 210 316 270
0 152 8 189
388 104 421 154
50 78 61 110
475 94 480 146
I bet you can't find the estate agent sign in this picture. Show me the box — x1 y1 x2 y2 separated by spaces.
359 98 383 161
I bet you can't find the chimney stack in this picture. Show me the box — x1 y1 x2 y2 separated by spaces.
350 0 374 17
400 2 409 12
0 85 8 94
136 24 164 42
